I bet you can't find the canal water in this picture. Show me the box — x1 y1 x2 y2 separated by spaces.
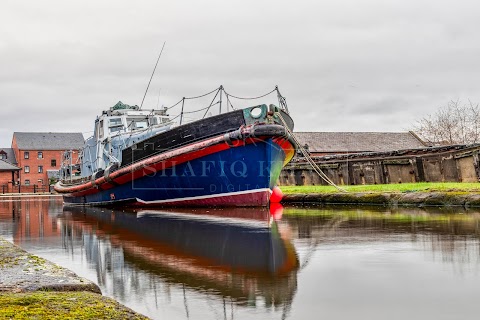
1 197 480 320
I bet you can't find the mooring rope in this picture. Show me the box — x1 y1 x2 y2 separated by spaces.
276 111 347 192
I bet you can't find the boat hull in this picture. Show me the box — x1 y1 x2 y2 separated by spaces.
62 135 294 207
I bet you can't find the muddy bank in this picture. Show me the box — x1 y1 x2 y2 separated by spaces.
0 237 148 319
281 192 480 207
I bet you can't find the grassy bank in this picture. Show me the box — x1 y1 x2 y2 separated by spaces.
0 292 148 319
280 182 480 194
0 238 148 319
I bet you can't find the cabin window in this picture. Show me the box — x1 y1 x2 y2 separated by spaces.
149 117 158 126
109 118 124 133
38 151 43 159
24 152 29 159
135 121 148 129
51 159 56 167
25 179 30 186
158 117 169 124
38 166 43 173
110 118 123 126
24 166 30 173
127 118 148 130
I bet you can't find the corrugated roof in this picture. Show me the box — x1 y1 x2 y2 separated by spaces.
0 148 17 165
14 132 84 150
0 159 20 171
294 132 426 153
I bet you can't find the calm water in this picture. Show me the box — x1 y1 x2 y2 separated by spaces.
1 197 480 320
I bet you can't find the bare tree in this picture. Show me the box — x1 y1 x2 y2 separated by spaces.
413 100 480 145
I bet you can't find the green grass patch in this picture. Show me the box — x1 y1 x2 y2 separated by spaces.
0 292 148 319
280 182 480 194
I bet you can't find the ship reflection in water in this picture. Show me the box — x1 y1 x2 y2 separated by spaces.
61 205 298 311
3 198 480 320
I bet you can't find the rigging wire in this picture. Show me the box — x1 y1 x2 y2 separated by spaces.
140 41 166 109
202 87 222 118
156 87 162 109
225 93 236 111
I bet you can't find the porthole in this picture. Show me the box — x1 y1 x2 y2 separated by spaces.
250 107 262 118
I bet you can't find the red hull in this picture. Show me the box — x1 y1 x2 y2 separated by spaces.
133 189 272 207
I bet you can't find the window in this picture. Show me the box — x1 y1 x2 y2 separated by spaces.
0 153 5 160
127 118 148 130
24 180 30 186
38 166 43 173
38 151 43 159
110 118 123 126
24 166 30 173
37 179 43 185
109 118 124 133
51 159 56 167
135 121 148 129
24 151 29 159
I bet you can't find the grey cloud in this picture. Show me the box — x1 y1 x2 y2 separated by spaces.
2 0 480 146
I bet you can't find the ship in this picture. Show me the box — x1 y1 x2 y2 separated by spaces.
54 87 296 206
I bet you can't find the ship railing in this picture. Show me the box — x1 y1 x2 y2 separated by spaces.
162 85 289 126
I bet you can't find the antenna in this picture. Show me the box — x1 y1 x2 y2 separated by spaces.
156 87 162 109
140 41 166 109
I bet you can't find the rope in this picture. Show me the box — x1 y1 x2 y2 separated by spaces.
166 86 278 112
224 88 276 100
165 86 221 111
184 86 221 100
276 112 347 192
225 94 236 111
183 101 220 114
165 98 184 111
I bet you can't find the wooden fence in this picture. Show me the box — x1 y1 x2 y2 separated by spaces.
279 144 480 186
1 184 50 194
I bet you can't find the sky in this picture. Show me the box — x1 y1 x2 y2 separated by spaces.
1 0 480 146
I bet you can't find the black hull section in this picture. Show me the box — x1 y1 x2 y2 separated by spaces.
121 109 246 166
121 108 293 167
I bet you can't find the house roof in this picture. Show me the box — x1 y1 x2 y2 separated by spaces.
0 148 17 165
0 159 20 171
294 131 427 153
13 132 84 150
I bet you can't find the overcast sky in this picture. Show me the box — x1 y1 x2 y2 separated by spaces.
1 0 480 146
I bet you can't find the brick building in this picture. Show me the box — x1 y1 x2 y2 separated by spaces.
11 132 84 187
0 160 20 193
0 147 20 193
